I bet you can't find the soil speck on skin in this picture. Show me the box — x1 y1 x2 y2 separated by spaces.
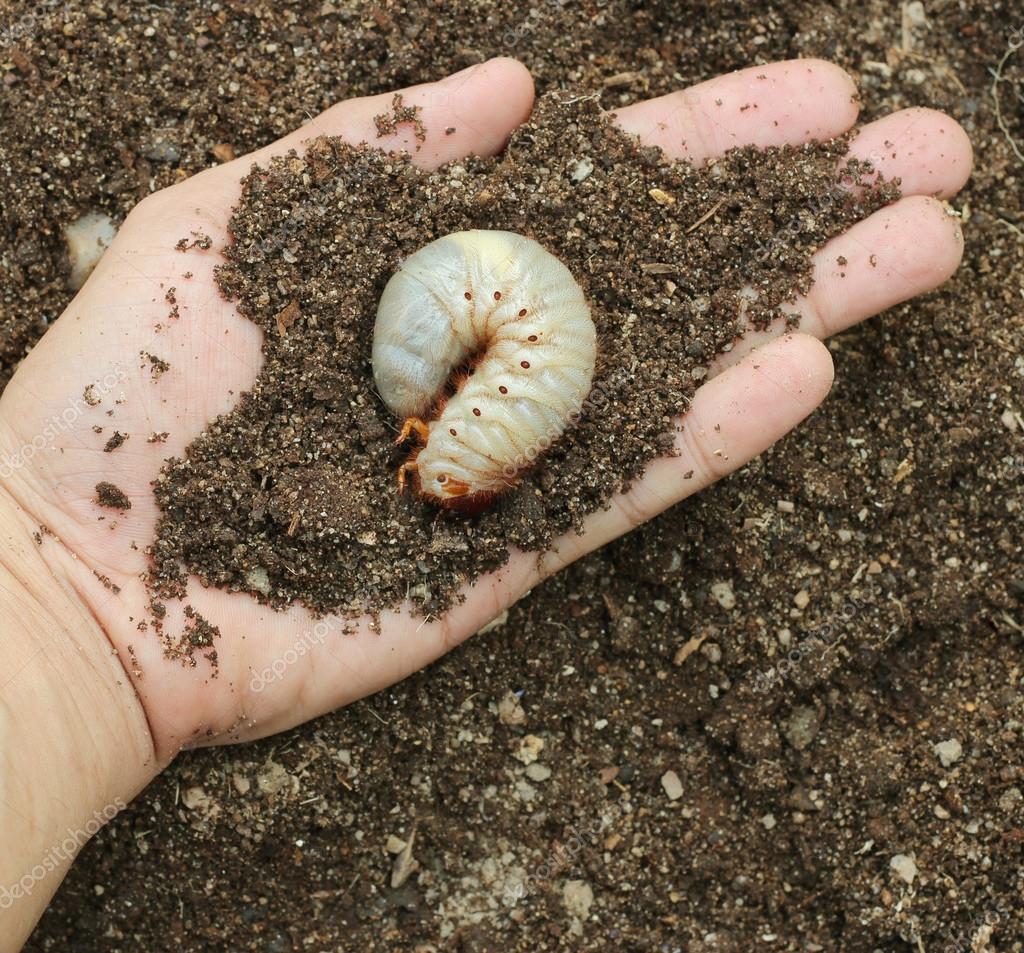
141 351 170 380
95 481 131 510
103 431 128 453
175 231 213 252
158 605 222 671
92 570 121 595
373 92 427 144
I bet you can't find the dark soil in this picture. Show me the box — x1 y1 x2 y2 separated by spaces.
94 481 131 511
3 1 1022 951
149 99 893 618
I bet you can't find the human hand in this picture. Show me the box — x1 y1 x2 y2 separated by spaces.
0 56 970 947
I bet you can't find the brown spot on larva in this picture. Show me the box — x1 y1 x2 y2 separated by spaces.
527 334 538 342
499 385 508 394
521 360 530 369
449 428 457 436
464 291 472 300
473 407 481 416
518 308 527 317
493 291 502 300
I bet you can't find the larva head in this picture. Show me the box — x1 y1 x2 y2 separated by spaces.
413 445 480 503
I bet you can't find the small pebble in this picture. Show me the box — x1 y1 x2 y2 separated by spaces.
905 1 927 27
562 880 594 919
785 706 820 751
660 770 683 801
934 738 963 768
570 157 594 182
497 690 527 727
711 581 736 610
890 853 918 885
525 763 551 782
143 139 181 163
998 787 1022 813
514 735 544 765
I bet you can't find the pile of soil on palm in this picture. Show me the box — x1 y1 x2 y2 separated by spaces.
149 93 895 618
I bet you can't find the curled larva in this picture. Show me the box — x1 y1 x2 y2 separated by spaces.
372 229 597 507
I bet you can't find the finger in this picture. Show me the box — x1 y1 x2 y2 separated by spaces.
839 107 973 199
245 57 534 172
612 59 860 164
714 195 964 368
790 195 964 334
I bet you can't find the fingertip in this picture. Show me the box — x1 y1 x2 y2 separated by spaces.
472 56 535 97
750 333 835 418
847 107 974 199
915 107 974 196
801 334 836 398
803 57 861 124
800 194 965 334
479 56 537 130
442 56 535 107
897 194 966 285
757 57 860 136
614 58 862 164
420 57 535 162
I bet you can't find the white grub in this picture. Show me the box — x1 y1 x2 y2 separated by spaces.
65 211 117 291
372 230 597 505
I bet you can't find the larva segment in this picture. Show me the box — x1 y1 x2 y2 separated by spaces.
373 230 597 505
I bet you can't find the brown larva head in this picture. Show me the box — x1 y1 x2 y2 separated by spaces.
414 453 477 502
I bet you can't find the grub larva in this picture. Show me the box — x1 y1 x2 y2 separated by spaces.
372 229 597 506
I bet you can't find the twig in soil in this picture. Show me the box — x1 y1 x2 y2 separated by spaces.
558 93 601 106
990 47 1024 165
686 197 726 234
900 1 915 53
995 216 1024 241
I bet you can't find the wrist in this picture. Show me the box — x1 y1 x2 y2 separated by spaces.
0 484 156 949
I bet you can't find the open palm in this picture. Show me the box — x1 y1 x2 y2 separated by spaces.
0 57 970 763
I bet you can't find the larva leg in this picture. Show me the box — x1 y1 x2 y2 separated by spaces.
397 458 419 494
395 417 430 446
